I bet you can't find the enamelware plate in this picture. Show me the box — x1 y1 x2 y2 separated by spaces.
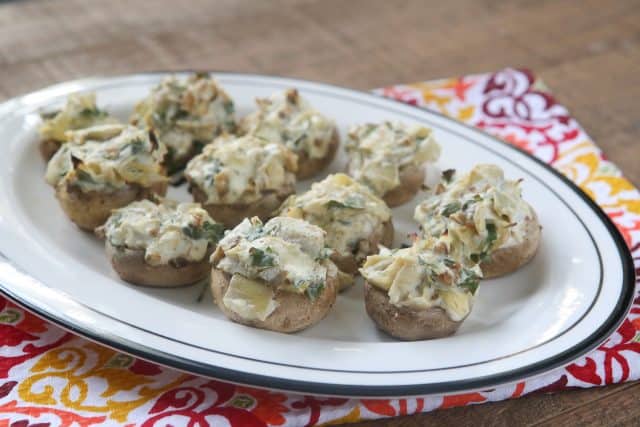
0 72 634 397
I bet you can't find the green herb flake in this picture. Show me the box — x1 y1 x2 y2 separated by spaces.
223 100 234 115
305 282 325 301
249 247 275 267
326 196 364 210
123 138 146 155
443 258 457 268
203 222 225 242
485 221 497 249
80 107 108 119
440 201 461 217
182 224 202 240
459 269 480 295
75 169 95 183
442 169 456 183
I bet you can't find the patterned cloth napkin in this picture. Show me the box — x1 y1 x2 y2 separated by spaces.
1 68 639 426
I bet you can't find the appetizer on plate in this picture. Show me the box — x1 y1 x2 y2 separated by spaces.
96 199 224 287
414 164 541 278
360 239 481 340
185 134 298 228
345 121 440 206
130 73 236 177
240 88 338 179
210 216 339 333
45 124 168 230
279 173 393 287
38 93 118 161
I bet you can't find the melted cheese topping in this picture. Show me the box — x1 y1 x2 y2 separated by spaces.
39 93 118 142
279 173 391 260
45 124 167 192
131 74 235 165
100 199 223 266
185 134 297 204
240 89 336 159
414 164 534 263
360 240 481 321
346 121 440 196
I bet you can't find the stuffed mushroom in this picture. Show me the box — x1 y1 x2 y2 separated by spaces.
210 216 339 333
361 238 481 340
185 134 298 228
345 121 440 206
414 164 541 278
45 124 168 230
38 93 118 161
279 173 393 289
240 88 338 179
131 73 236 177
96 199 223 287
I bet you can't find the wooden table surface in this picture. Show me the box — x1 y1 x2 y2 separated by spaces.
1 0 638 425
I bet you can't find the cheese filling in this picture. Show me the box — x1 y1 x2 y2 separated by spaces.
185 134 298 204
131 74 235 167
39 93 118 142
213 216 336 320
360 240 481 321
279 173 391 260
346 121 440 196
45 124 167 192
100 199 223 266
240 89 336 159
414 164 534 264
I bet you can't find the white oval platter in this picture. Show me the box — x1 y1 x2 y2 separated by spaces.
0 72 634 397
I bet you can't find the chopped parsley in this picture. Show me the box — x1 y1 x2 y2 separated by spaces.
443 258 457 268
182 221 224 242
442 169 456 183
182 224 202 239
441 201 461 217
305 282 325 301
485 221 497 249
75 169 95 183
223 100 234 115
326 196 364 210
459 269 480 295
122 138 145 155
79 107 108 119
202 222 225 242
249 247 275 267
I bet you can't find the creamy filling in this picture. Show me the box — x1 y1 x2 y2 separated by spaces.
360 241 481 321
185 134 297 204
213 216 335 320
101 199 223 266
45 124 167 192
39 92 118 142
414 164 533 264
279 173 391 258
241 88 336 159
131 74 235 164
346 121 440 196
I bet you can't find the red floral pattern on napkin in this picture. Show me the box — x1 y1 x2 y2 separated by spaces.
1 68 638 426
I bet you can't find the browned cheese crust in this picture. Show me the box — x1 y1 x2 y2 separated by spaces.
210 268 338 333
55 181 167 231
364 281 464 340
106 241 212 287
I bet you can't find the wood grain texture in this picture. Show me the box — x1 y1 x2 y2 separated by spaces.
1 0 639 425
